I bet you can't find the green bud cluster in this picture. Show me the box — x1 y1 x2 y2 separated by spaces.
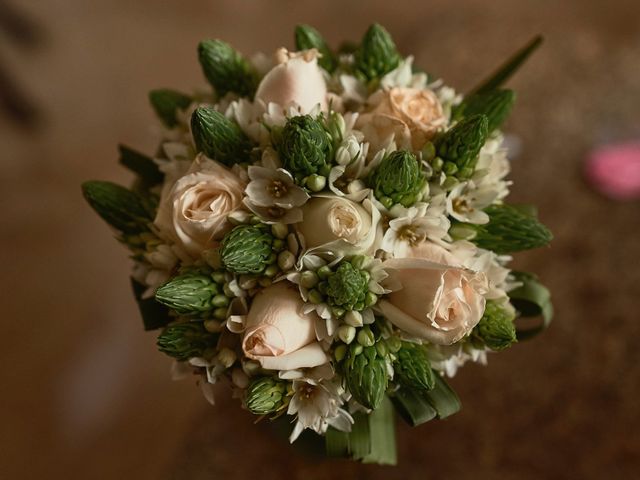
461 204 553 254
369 150 425 208
148 89 192 128
245 376 290 415
354 24 401 82
276 115 333 183
190 106 253 166
81 181 152 234
434 114 489 179
220 225 277 275
394 342 435 391
472 300 517 350
306 258 378 318
197 39 258 98
157 321 218 361
455 89 516 133
343 342 389 410
294 24 337 73
155 270 230 316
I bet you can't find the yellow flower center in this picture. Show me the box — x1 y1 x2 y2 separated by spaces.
268 180 288 198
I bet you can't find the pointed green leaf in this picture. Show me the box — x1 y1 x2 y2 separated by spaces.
424 372 461 419
362 396 397 465
197 39 258 98
456 89 516 132
509 271 553 340
118 144 163 186
470 35 543 95
149 88 192 128
391 386 437 427
131 277 172 331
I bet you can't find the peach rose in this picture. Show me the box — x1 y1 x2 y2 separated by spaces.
255 49 327 113
243 282 328 370
358 87 446 151
378 243 488 345
154 154 246 257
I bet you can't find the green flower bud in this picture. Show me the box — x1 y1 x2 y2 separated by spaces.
344 310 363 327
338 324 356 344
473 300 517 350
386 336 402 353
326 262 370 311
245 376 288 415
81 181 151 234
421 141 436 162
394 342 435 391
300 271 319 289
294 24 337 72
155 273 219 315
369 150 425 208
466 204 553 254
270 223 289 239
148 89 192 128
277 115 332 181
220 225 274 274
190 106 252 166
344 345 388 409
305 174 326 192
197 39 258 98
435 114 489 178
334 344 348 362
357 327 375 347
456 89 516 132
157 321 217 361
277 250 296 271
354 23 400 81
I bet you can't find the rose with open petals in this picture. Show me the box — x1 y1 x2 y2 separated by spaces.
242 282 328 370
154 154 246 257
378 243 488 345
255 49 327 113
297 196 380 254
358 87 446 151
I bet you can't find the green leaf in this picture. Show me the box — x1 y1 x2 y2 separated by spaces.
455 89 516 132
118 144 163 186
468 203 553 254
148 88 192 128
81 180 152 234
130 277 172 331
190 106 253 166
469 35 543 95
509 271 553 340
294 24 337 72
391 386 437 427
424 372 461 419
325 396 396 465
197 39 258 98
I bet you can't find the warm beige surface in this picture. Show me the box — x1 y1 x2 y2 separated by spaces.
1 1 639 479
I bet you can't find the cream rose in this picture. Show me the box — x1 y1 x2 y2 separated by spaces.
378 243 488 345
154 154 246 257
297 196 380 254
242 282 328 370
358 87 446 151
255 48 327 113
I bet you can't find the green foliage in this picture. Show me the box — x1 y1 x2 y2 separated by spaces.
155 273 220 315
467 203 553 254
456 89 516 132
220 225 274 274
294 24 337 72
190 106 253 166
276 114 332 181
149 89 192 128
157 321 217 361
246 376 289 415
509 271 553 340
197 39 258 98
473 300 517 350
118 145 163 186
435 114 489 179
354 24 400 81
344 345 388 410
394 342 435 391
369 150 425 208
81 181 152 234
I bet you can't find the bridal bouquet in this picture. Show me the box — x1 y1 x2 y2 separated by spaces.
82 24 552 464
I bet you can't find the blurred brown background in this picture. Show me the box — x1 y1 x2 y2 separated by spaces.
1 1 639 478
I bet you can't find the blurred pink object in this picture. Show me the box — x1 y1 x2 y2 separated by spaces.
585 142 640 199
